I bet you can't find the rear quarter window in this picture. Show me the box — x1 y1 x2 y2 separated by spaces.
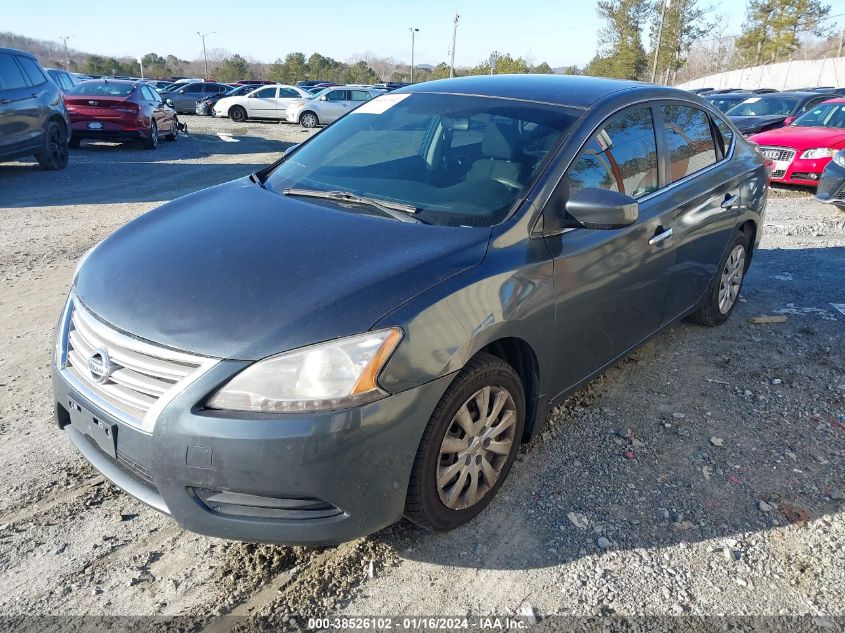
0 53 30 90
16 56 48 86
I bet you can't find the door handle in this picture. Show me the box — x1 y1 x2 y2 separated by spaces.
721 194 738 209
648 227 673 246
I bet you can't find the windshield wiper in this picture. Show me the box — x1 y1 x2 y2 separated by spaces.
282 187 420 223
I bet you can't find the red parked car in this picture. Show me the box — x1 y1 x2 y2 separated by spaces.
749 97 845 186
65 79 179 150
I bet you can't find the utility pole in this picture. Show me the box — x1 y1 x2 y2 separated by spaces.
490 51 498 75
449 13 460 78
59 36 72 71
137 56 144 79
838 25 844 57
197 31 216 80
651 0 670 83
409 27 419 83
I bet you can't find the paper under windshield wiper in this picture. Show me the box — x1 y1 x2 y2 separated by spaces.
282 187 420 223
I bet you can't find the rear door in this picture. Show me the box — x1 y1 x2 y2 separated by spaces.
545 105 677 395
246 86 278 117
657 103 742 323
0 53 43 154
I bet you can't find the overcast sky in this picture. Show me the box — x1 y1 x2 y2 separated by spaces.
5 0 767 69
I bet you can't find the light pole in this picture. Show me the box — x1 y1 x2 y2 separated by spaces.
59 36 72 71
409 27 419 83
449 13 460 78
197 31 216 80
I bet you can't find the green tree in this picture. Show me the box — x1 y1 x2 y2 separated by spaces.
340 60 378 84
734 0 831 64
648 0 712 82
530 61 554 74
430 62 452 79
585 0 653 79
215 54 250 82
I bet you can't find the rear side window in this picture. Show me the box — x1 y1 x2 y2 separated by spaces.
0 53 29 90
349 90 371 102
660 105 717 182
17 56 47 86
568 106 659 199
278 88 300 98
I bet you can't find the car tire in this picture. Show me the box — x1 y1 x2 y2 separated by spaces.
405 352 525 532
687 229 750 327
299 111 319 128
229 106 247 123
166 120 179 141
35 120 70 170
142 121 158 150
68 135 81 149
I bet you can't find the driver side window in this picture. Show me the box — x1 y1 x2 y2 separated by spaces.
568 107 659 199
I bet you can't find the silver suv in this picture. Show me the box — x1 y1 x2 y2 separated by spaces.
285 86 384 127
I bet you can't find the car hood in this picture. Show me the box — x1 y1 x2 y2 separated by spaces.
729 114 788 133
75 178 491 360
748 125 845 149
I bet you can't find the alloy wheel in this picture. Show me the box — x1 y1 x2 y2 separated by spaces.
436 385 517 510
49 124 68 165
718 244 745 314
301 113 317 128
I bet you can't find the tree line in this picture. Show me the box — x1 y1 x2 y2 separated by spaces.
582 0 833 84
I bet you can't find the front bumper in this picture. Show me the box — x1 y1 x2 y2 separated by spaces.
769 155 832 186
53 360 451 545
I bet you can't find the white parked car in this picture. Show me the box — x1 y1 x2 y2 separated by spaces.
213 84 312 122
285 87 384 128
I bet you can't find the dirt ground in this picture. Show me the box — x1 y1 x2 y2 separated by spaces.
0 116 843 626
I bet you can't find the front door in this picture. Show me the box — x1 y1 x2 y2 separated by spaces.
320 89 350 123
0 53 40 151
545 105 677 397
246 86 278 117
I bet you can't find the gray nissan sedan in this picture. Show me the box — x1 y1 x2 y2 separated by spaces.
53 75 767 545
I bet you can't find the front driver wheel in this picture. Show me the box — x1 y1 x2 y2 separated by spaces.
688 230 749 326
405 353 525 532
299 111 318 128
229 106 247 122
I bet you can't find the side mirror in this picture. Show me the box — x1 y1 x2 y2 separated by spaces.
165 98 174 107
283 144 298 157
783 116 796 125
319 95 327 101
564 188 638 230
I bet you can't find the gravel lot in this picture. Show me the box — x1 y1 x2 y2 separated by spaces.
0 115 843 626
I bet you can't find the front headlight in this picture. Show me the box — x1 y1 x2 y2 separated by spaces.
207 328 403 413
834 150 845 168
800 148 837 159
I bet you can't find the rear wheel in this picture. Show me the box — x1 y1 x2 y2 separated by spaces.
166 119 179 141
142 121 158 150
299 111 318 128
688 230 749 326
35 120 69 170
229 106 247 122
405 353 525 532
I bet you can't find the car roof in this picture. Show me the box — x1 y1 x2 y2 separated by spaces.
0 47 36 59
76 78 138 86
757 91 833 97
400 74 668 108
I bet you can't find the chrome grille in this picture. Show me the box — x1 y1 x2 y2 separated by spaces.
59 298 217 433
760 146 796 163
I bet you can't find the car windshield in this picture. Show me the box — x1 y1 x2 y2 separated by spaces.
707 96 746 112
791 102 845 127
264 92 579 227
69 82 135 97
727 96 801 116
